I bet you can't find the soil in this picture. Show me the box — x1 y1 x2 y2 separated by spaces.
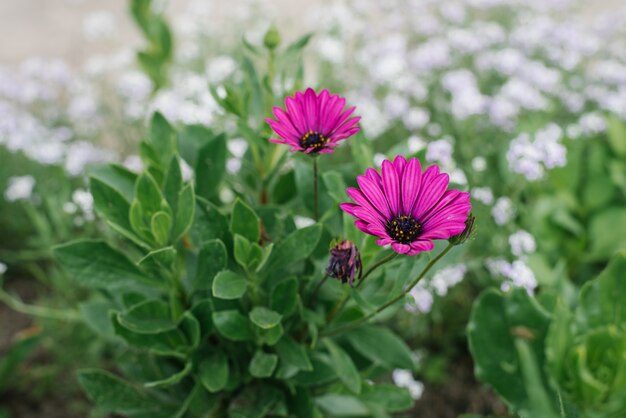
412 355 511 418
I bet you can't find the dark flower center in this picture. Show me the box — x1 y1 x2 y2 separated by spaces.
386 215 421 244
301 131 328 150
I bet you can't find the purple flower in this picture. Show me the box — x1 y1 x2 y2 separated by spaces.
340 156 472 256
265 88 361 154
326 240 362 285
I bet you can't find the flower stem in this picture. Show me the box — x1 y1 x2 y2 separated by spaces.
322 243 454 337
357 252 397 288
325 252 397 323
0 286 80 322
313 157 319 221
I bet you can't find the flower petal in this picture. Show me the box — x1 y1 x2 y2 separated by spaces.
381 160 401 216
357 175 392 219
401 158 422 216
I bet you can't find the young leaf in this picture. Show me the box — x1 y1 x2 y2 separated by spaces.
324 339 361 394
315 394 369 417
172 183 195 240
199 352 229 393
212 310 253 341
212 271 248 300
151 211 172 246
249 307 282 329
231 198 261 242
54 240 162 290
144 361 193 388
249 351 279 378
90 177 132 232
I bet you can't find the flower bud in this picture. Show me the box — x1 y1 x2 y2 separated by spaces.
326 240 362 286
449 213 476 245
263 25 281 50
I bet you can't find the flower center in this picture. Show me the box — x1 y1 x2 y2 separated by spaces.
301 131 328 151
386 215 421 244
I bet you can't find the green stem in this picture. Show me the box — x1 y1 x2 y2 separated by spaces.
356 252 397 288
0 287 80 322
313 157 319 221
325 252 397 323
322 243 454 337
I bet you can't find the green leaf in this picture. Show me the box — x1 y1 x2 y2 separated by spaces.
468 288 553 414
588 208 626 260
138 246 176 277
112 316 186 357
77 369 156 415
324 339 361 394
607 115 626 156
199 352 229 393
322 171 347 205
249 351 278 378
195 133 227 201
144 361 193 388
150 113 176 166
212 270 248 300
54 240 161 290
163 157 183 210
263 224 321 273
285 33 313 54
90 177 132 231
345 326 414 370
258 323 284 346
151 211 172 246
212 310 253 341
136 171 166 215
193 239 227 291
249 307 282 329
88 164 137 202
315 394 369 417
79 299 118 341
190 198 231 248
270 278 298 317
172 183 195 241
231 198 261 243
0 331 40 391
118 300 178 334
351 134 374 173
577 250 626 330
359 384 413 413
275 336 312 371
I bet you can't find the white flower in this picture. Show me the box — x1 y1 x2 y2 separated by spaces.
206 56 237 84
392 369 425 400
429 264 467 296
4 176 35 202
406 284 433 314
408 135 427 153
0 262 6 275
509 230 537 257
73 189 94 220
82 11 117 41
403 108 430 130
492 197 515 225
294 216 315 229
426 138 454 166
471 157 487 172
471 187 494 205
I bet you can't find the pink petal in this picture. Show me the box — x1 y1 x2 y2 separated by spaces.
285 95 306 133
406 240 434 255
304 88 319 132
357 175 392 219
381 160 401 216
391 242 411 254
401 158 422 216
412 167 449 220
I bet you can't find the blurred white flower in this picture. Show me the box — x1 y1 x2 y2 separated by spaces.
206 56 237 84
294 216 315 229
0 262 6 275
509 230 537 257
471 156 487 172
426 138 454 166
408 135 427 153
492 197 515 225
471 187 494 205
4 175 35 202
392 369 425 400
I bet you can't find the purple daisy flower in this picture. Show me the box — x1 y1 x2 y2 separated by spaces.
265 88 361 154
340 156 472 256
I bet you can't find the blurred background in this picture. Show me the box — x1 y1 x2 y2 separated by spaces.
1 0 626 417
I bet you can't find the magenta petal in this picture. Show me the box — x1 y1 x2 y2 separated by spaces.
376 237 394 246
381 160 400 216
413 167 450 220
285 96 306 133
357 176 392 219
407 240 434 255
401 158 422 215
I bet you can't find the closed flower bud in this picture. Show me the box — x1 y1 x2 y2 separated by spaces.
326 240 362 286
449 213 476 246
263 25 281 50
